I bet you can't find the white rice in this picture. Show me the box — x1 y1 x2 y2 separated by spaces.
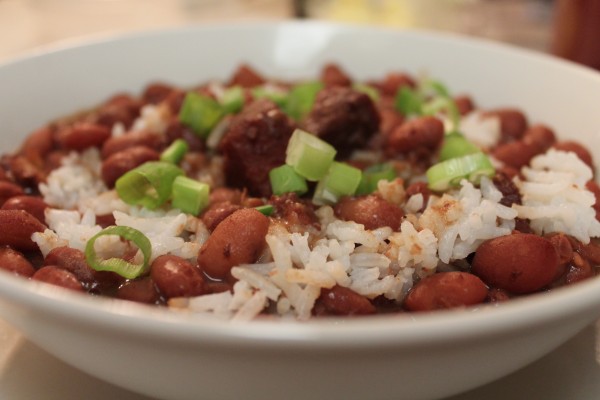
40 149 106 210
459 112 501 149
513 149 600 243
30 112 600 322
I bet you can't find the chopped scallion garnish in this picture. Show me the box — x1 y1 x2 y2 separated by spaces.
285 129 336 181
352 83 380 102
220 86 245 114
394 86 422 116
356 163 397 195
160 139 189 164
171 176 210 216
439 132 480 161
426 152 495 191
313 162 362 205
179 92 225 138
283 81 323 120
254 205 274 216
115 161 183 209
84 226 152 279
251 86 288 107
269 164 308 196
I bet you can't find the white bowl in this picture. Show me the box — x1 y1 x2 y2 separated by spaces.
1 22 600 400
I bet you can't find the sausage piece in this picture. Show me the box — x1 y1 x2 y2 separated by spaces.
198 208 269 280
302 87 380 158
219 99 295 197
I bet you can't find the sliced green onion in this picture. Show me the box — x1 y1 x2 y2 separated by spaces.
171 176 210 216
313 162 362 206
426 152 495 191
220 86 245 114
284 81 323 120
439 132 480 161
255 205 274 216
251 86 288 107
356 163 397 195
269 164 308 196
352 83 380 102
422 96 460 130
160 139 189 164
394 86 423 116
115 161 183 209
179 92 225 138
85 226 152 279
421 79 451 98
285 129 336 181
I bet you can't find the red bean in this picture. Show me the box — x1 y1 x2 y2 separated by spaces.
486 288 511 303
0 181 24 207
94 94 141 129
523 124 556 152
33 266 84 291
2 195 48 224
209 187 243 205
198 208 269 280
150 255 205 299
386 116 444 156
483 108 528 143
56 122 111 151
378 107 405 136
101 130 165 159
321 63 352 88
404 272 488 312
0 247 36 277
586 180 600 221
10 156 46 188
0 210 46 251
492 141 539 169
201 202 241 231
378 72 415 97
227 64 265 88
566 253 595 284
117 277 161 304
315 285 376 316
454 95 475 115
19 126 55 168
547 233 573 281
43 246 97 289
142 82 177 105
553 140 594 169
101 146 159 188
492 172 522 207
334 195 404 230
471 233 560 294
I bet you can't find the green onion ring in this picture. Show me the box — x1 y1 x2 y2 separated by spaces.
85 226 152 279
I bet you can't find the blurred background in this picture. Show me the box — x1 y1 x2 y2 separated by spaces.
0 0 598 69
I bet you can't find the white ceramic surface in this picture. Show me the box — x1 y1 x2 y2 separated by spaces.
1 22 600 400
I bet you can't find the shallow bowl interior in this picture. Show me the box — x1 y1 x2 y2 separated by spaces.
1 22 600 400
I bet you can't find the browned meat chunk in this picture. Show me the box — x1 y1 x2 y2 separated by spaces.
302 87 380 158
219 99 295 197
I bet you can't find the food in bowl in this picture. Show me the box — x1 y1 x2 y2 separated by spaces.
1 63 599 321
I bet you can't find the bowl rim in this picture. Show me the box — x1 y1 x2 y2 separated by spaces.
1 21 600 350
